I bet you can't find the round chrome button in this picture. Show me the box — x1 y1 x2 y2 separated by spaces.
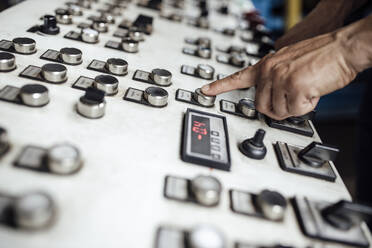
122 38 139 53
55 8 72 24
198 37 211 48
13 192 55 230
197 47 211 59
47 143 82 175
238 98 256 118
41 63 67 83
150 69 172 86
77 94 106 119
106 58 128 76
20 84 49 107
188 225 225 248
144 87 168 107
92 19 108 33
60 47 82 65
93 75 119 95
81 28 99 43
128 28 144 41
194 88 215 107
257 190 287 221
197 64 214 80
68 4 83 16
12 37 36 54
101 12 115 24
231 52 245 67
0 52 16 72
191 175 222 206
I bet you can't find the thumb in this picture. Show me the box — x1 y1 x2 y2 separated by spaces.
201 66 257 96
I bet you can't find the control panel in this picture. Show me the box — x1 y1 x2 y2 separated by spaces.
0 0 371 247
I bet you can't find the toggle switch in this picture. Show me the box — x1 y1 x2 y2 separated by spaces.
0 52 16 72
297 141 339 168
92 18 109 33
239 129 267 160
197 64 214 79
55 8 72 24
238 98 256 118
41 63 67 83
77 87 106 119
150 69 172 86
144 86 168 107
60 47 82 65
13 192 55 230
194 88 215 107
19 84 49 107
93 74 119 95
40 15 60 35
106 58 128 76
256 190 287 221
191 175 222 207
122 38 139 53
47 143 83 175
12 37 36 54
188 225 225 248
81 28 99 43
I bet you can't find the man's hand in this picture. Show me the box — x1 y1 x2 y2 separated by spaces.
201 32 358 120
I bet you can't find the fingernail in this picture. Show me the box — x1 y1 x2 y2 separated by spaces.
201 84 210 93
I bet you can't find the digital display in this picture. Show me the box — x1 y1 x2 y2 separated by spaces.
191 115 210 155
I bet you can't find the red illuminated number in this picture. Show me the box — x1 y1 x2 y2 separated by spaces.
192 121 207 136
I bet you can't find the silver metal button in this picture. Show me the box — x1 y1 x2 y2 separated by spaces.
194 88 215 107
197 64 214 79
93 75 119 95
60 47 82 65
68 4 83 16
13 192 55 230
0 52 16 71
81 28 99 43
256 190 287 221
101 12 115 24
12 37 36 54
47 143 82 175
191 175 222 206
197 17 209 29
20 84 49 107
150 69 172 86
144 87 168 107
77 90 106 119
92 19 108 33
129 28 144 41
106 58 128 75
231 52 245 66
188 225 225 248
197 47 211 58
41 63 67 83
198 37 211 48
55 8 72 24
238 98 256 118
122 38 139 53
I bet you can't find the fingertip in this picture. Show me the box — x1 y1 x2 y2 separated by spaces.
201 84 211 95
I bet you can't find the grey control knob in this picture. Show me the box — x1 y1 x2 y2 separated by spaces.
77 87 106 119
60 47 82 65
238 98 256 118
41 63 67 83
13 192 55 230
12 37 36 54
122 38 139 53
47 143 82 174
93 75 119 95
106 58 128 76
128 28 144 41
144 87 168 107
150 69 172 86
256 190 287 221
194 88 215 107
92 19 108 33
0 52 16 72
81 28 99 43
188 225 225 248
191 175 222 206
55 8 72 24
197 47 211 59
197 64 214 80
19 84 49 107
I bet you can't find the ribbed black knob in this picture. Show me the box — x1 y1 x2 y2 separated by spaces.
41 15 60 35
239 129 267 160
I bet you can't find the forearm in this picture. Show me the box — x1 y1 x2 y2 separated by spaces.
338 14 372 73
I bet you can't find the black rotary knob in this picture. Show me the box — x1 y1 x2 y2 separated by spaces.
41 15 60 35
239 129 267 160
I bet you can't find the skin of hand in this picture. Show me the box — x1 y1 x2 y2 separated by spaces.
201 15 372 120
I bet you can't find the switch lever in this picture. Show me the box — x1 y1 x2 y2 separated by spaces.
297 142 339 167
287 110 315 125
321 200 372 230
